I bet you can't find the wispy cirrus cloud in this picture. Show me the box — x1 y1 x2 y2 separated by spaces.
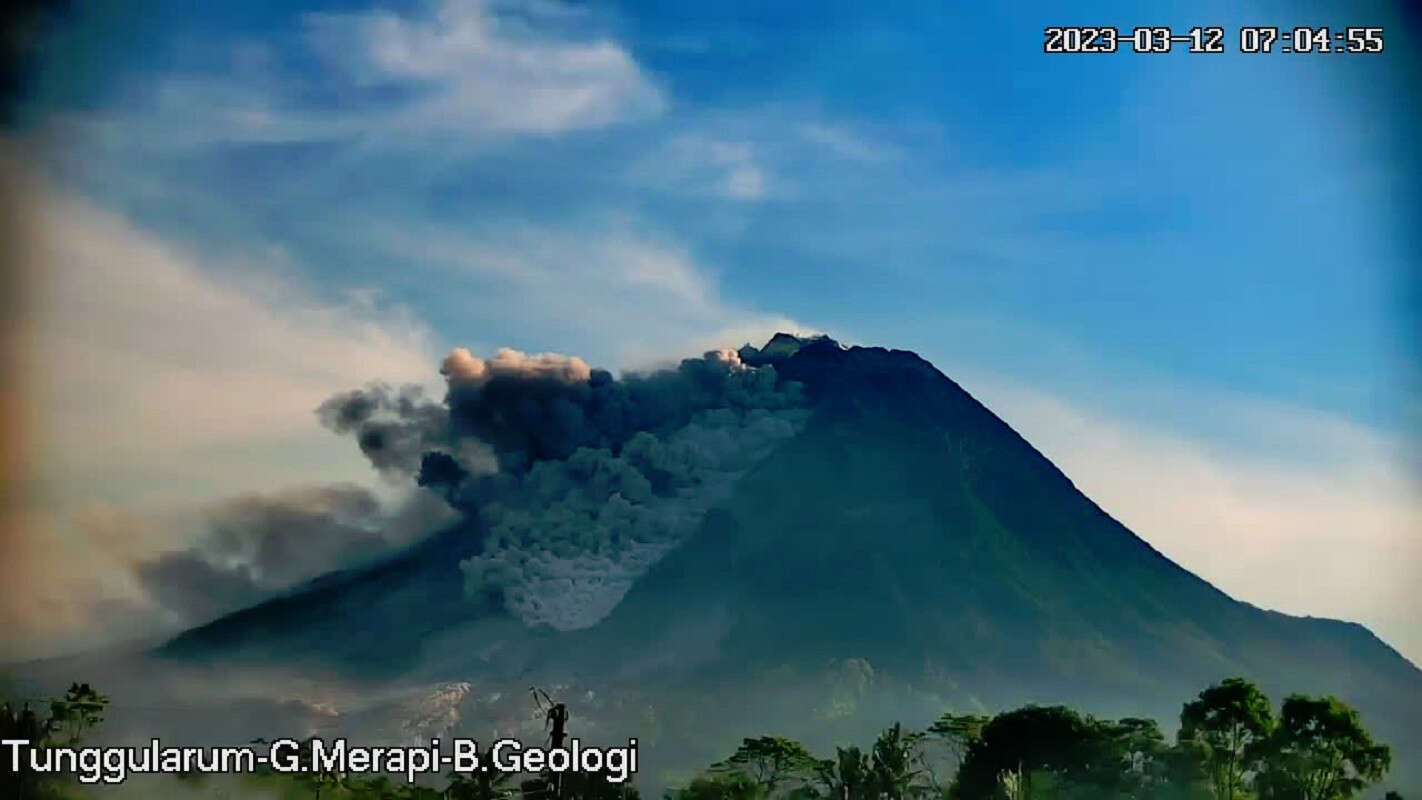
83 0 665 150
358 216 805 367
796 122 900 163
624 135 772 201
300 0 665 136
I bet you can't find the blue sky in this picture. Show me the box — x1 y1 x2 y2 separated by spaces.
28 0 1418 419
3 0 1419 661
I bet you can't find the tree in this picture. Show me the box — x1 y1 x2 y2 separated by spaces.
670 772 766 800
927 714 989 764
712 737 820 796
522 775 557 800
950 705 1104 799
871 723 923 800
1178 678 1273 800
446 766 516 800
1 681 110 799
1153 738 1215 800
814 746 872 800
921 713 990 794
349 774 399 799
1093 717 1168 795
997 765 1025 800
561 768 642 800
47 682 109 746
1254 695 1390 800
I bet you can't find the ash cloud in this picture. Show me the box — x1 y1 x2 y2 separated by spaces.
318 342 812 630
463 406 805 629
318 345 805 485
317 384 456 480
136 485 455 626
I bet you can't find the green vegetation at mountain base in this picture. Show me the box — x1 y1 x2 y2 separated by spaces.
1 677 1404 799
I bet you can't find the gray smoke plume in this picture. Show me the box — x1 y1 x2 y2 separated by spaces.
462 405 805 629
317 343 812 630
316 383 457 480
136 485 455 626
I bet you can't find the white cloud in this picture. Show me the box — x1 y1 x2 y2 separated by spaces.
622 114 912 204
632 136 772 201
963 374 1422 666
362 218 803 368
723 162 767 200
0 145 442 659
82 0 665 150
22 197 439 497
302 0 665 136
797 122 897 163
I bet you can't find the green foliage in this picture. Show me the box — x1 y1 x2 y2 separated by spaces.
666 678 1393 800
445 766 517 800
559 769 643 800
349 775 400 799
712 737 821 794
950 705 1109 798
1254 694 1391 800
1 681 110 799
1178 677 1274 800
917 713 990 795
46 682 108 746
669 772 767 800
926 713 990 760
1088 717 1167 795
870 723 921 800
1152 738 1216 800
813 746 872 800
2 677 1397 800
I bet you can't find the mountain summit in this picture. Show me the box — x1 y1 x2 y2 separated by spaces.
160 335 1422 788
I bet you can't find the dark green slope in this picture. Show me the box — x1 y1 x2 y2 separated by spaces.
576 340 1420 779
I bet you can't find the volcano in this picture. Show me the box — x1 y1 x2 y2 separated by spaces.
158 335 1422 790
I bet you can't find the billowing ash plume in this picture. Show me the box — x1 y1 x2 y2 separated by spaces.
317 383 460 480
462 406 803 628
317 342 814 630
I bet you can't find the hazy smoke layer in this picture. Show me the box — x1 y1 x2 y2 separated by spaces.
137 485 455 625
318 346 809 629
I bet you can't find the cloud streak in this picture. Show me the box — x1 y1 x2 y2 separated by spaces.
94 0 665 150
302 0 665 136
358 219 805 367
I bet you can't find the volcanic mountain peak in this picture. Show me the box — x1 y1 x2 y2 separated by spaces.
738 332 841 366
153 336 1422 791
